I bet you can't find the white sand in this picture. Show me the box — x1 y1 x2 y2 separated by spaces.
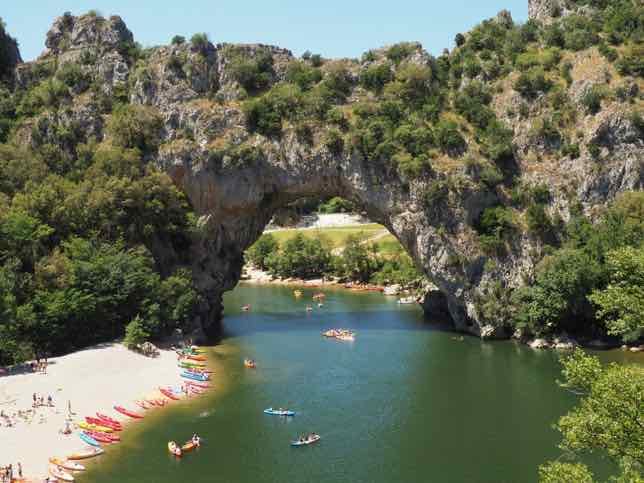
0 343 182 480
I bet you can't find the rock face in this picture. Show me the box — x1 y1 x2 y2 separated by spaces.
6 10 643 339
0 21 22 81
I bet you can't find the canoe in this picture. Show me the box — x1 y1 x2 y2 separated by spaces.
78 421 113 433
181 371 209 382
79 432 101 448
67 447 104 460
114 405 144 419
49 465 74 482
135 400 152 410
181 441 197 452
187 354 207 361
291 434 321 446
264 408 296 417
160 387 181 400
87 430 120 442
185 380 210 389
96 413 122 428
49 457 85 471
86 416 121 431
168 441 182 457
83 431 113 444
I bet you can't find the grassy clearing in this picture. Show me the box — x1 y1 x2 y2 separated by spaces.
268 224 387 248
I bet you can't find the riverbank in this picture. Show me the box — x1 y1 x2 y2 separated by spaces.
0 343 206 480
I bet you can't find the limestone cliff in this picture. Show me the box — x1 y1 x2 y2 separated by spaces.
4 5 642 339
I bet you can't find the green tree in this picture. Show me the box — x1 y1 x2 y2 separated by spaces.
539 350 644 482
588 246 644 342
123 315 150 349
246 234 278 270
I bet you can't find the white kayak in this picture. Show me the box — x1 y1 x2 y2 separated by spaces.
291 434 321 446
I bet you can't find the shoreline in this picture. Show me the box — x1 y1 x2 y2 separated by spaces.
0 342 221 481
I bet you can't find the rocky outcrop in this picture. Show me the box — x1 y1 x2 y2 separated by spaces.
6 9 643 339
0 20 22 82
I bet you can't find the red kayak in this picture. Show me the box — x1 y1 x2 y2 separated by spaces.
187 355 206 362
159 387 181 401
96 413 122 427
87 430 120 442
83 431 113 444
86 416 122 431
185 380 210 389
114 405 144 419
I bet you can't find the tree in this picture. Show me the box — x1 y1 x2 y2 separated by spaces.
335 234 379 282
123 315 149 349
539 350 644 482
246 234 278 270
589 246 644 342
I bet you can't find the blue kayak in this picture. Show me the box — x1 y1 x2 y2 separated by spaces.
80 431 101 447
180 371 209 382
264 408 296 417
291 435 321 446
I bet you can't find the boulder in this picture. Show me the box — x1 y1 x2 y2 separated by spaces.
528 338 550 349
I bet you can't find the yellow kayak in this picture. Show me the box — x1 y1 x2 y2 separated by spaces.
78 421 113 433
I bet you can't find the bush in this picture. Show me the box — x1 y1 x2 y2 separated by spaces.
124 315 150 349
615 44 644 77
243 83 302 137
285 61 322 91
359 63 393 92
190 33 209 52
106 104 163 152
434 120 466 155
318 197 354 214
171 35 186 45
385 42 416 64
580 86 606 114
227 46 274 93
324 128 344 155
310 54 323 67
513 67 552 99
455 33 466 47
56 63 89 92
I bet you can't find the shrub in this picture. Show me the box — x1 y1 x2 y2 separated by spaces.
56 63 89 91
526 203 553 236
106 104 163 152
359 62 393 92
246 234 278 270
385 42 416 64
310 54 323 67
434 120 466 155
285 61 322 91
615 44 644 77
171 35 186 45
227 46 274 93
581 86 606 114
423 180 448 206
124 315 150 349
513 67 552 99
190 33 209 52
242 83 302 137
324 128 344 155
455 33 466 47
17 79 69 117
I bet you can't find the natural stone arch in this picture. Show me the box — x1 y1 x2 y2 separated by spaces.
162 133 498 339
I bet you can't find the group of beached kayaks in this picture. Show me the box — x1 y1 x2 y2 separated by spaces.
46 346 211 481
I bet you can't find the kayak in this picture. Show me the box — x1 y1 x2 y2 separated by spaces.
79 432 101 448
187 354 207 361
181 441 198 452
87 430 120 442
135 400 152 410
96 413 122 428
160 387 181 400
168 441 182 457
85 416 121 431
181 371 209 382
49 465 74 482
114 405 144 419
49 457 85 471
264 408 296 417
185 380 210 389
67 447 104 460
83 431 113 444
78 421 113 433
291 434 321 446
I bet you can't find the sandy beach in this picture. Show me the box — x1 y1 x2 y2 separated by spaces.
0 343 184 480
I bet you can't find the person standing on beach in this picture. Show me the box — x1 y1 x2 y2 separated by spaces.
17 462 22 478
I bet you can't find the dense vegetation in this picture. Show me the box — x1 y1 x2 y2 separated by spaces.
246 232 422 287
0 22 201 364
539 350 643 482
478 192 644 343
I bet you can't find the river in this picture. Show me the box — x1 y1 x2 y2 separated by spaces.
81 283 629 483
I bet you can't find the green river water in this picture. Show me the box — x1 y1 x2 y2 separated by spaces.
81 284 635 483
